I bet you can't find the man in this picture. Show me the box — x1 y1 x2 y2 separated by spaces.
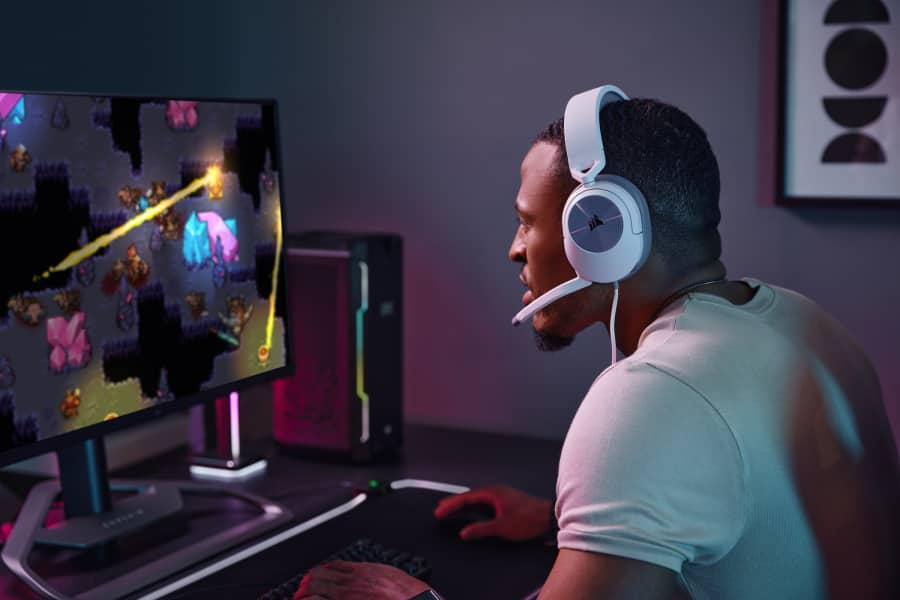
297 97 900 599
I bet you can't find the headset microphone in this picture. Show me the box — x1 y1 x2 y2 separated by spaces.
512 277 591 327
511 85 652 365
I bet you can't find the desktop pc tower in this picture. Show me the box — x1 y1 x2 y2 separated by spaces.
273 232 403 462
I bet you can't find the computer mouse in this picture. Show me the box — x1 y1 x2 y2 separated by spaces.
435 503 496 537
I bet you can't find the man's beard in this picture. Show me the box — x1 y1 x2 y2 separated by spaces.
532 326 574 352
526 287 595 352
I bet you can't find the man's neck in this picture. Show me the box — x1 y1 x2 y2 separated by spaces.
614 262 729 356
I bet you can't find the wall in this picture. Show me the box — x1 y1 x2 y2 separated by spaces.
2 0 897 445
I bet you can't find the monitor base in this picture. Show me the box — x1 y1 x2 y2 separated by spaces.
1 478 293 600
189 453 268 481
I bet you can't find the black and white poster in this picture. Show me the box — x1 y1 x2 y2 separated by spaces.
779 0 900 204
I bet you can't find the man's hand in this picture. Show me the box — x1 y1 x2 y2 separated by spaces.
433 485 553 541
293 561 431 600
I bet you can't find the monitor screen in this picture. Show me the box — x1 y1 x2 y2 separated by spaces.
0 92 289 465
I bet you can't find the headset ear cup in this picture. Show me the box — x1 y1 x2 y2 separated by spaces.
601 174 652 272
562 175 651 284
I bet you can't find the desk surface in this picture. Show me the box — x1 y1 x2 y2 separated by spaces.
0 424 563 599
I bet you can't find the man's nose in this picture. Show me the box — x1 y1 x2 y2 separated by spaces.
508 232 525 263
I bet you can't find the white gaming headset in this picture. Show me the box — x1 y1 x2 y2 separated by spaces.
511 85 652 365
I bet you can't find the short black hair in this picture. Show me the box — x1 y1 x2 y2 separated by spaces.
534 98 722 274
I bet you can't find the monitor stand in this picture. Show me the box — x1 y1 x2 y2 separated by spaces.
190 392 268 480
0 437 293 600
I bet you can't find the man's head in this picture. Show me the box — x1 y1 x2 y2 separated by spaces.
509 98 722 350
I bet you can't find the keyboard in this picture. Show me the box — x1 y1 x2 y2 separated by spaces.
258 538 432 600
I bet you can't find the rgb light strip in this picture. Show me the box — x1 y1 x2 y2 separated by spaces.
356 261 370 443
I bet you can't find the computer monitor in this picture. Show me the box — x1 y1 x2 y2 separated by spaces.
0 91 293 598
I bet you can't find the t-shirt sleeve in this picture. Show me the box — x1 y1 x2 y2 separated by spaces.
555 361 747 573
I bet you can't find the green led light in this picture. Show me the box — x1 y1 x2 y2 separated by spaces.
368 479 379 488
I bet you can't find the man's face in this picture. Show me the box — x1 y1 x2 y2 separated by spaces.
509 142 601 347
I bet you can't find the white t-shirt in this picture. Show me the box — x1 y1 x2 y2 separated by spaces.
555 278 898 599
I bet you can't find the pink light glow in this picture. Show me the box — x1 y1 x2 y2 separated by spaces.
229 391 240 459
0 93 23 120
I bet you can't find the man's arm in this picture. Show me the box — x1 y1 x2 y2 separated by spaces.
547 364 746 600
538 548 678 600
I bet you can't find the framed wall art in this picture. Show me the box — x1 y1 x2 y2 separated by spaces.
777 0 900 205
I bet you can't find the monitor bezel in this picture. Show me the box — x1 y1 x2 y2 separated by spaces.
0 90 294 468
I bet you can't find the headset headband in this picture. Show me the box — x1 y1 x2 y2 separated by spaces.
563 85 629 184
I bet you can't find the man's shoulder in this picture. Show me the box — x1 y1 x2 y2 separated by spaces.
583 358 711 418
590 357 676 386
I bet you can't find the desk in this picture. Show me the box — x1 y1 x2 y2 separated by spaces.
0 425 563 599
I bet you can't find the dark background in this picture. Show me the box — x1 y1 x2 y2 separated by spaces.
1 0 897 448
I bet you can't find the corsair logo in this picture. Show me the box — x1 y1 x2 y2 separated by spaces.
101 508 145 529
588 215 604 231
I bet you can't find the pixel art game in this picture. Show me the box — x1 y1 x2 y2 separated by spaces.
0 92 287 452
